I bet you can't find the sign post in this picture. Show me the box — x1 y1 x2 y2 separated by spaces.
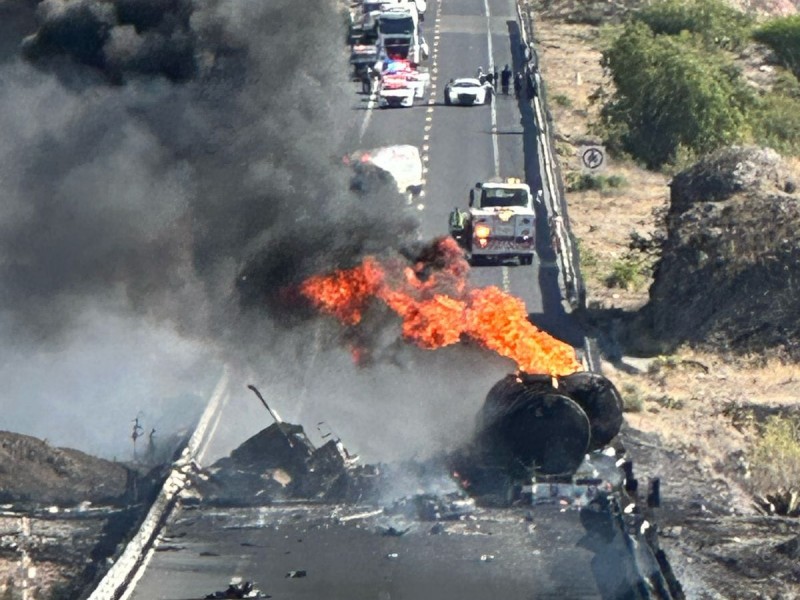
580 145 605 174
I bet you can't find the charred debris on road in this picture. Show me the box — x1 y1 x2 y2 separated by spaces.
0 372 685 599
191 375 628 508
182 376 684 599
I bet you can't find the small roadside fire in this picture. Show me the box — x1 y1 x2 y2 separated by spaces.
299 237 581 376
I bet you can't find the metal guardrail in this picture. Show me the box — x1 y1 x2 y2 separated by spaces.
515 1 583 313
514 1 600 372
85 369 230 600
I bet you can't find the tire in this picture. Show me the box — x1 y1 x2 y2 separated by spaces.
520 254 533 266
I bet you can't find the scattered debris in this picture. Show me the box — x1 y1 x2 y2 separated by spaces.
190 389 384 506
192 421 381 506
480 554 495 562
337 509 384 522
204 580 267 598
285 570 307 579
754 489 800 517
388 493 476 521
382 526 410 537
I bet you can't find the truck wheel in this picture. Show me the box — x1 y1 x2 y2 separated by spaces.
520 255 533 266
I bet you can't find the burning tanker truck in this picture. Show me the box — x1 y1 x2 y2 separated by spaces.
299 237 629 502
449 371 625 502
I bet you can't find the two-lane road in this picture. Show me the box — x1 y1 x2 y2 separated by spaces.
352 0 581 346
120 1 607 598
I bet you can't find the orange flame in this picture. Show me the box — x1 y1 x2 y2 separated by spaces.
300 257 383 325
299 238 581 376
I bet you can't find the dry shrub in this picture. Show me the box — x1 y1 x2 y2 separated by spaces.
748 415 800 497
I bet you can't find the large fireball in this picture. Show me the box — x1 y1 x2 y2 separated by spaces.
300 238 581 376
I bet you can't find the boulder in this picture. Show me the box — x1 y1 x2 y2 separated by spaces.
641 146 800 359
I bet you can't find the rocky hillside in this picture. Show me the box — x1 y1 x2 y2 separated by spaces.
638 147 800 359
0 431 173 599
0 431 137 507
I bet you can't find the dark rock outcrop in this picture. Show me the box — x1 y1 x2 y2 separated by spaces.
641 146 800 359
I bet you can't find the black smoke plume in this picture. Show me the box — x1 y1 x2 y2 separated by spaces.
0 0 420 456
2 0 417 348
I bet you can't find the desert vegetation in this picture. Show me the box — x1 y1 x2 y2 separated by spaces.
593 0 800 167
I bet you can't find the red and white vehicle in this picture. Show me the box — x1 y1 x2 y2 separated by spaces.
378 58 428 107
448 179 538 265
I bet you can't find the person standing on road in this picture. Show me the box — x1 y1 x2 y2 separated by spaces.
482 77 495 101
361 67 372 94
501 64 511 95
549 210 566 256
513 71 523 98
493 67 499 90
528 68 538 98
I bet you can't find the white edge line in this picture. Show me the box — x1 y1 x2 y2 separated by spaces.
359 80 379 141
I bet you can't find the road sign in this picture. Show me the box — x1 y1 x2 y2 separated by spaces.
580 145 605 173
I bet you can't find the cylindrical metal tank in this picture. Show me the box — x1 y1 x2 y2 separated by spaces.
555 371 624 451
472 372 623 478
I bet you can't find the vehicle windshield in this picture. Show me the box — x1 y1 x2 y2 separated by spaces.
380 16 414 34
455 80 480 87
479 188 528 208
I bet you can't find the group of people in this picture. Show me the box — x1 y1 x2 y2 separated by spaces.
476 64 528 97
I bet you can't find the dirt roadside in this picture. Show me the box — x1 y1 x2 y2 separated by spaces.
528 1 800 598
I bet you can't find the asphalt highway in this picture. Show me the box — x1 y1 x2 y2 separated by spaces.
352 0 584 348
128 503 643 600
118 1 636 598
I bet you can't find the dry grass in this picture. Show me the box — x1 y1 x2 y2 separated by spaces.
604 350 800 510
534 1 800 508
749 416 800 495
535 20 669 311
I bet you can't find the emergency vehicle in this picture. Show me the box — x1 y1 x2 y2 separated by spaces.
448 178 538 265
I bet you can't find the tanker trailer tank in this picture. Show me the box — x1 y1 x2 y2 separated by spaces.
451 371 624 499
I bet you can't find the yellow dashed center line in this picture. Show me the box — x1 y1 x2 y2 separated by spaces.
415 0 444 208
